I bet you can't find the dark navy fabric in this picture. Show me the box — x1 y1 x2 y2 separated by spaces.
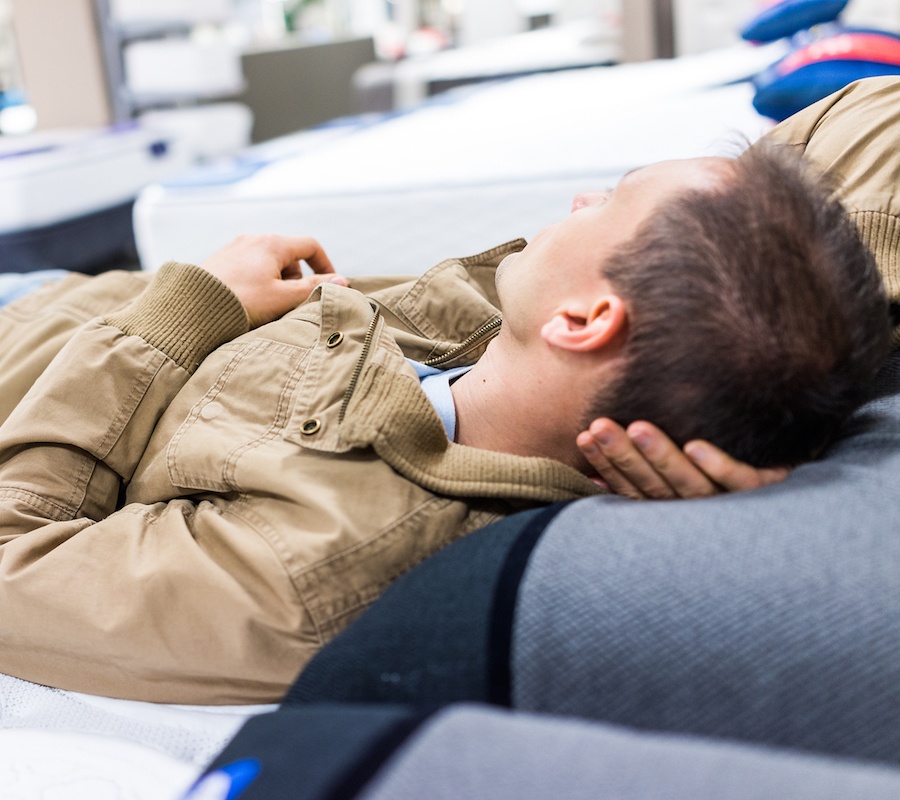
199 705 428 800
0 201 137 274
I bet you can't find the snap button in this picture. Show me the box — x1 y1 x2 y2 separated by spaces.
200 402 223 421
326 331 344 348
301 418 322 435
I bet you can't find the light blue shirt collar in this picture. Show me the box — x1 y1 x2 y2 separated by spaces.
407 360 473 441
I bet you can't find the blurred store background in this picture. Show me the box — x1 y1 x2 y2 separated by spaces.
1 0 899 275
1 0 897 142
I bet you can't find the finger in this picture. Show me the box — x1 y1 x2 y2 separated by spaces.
581 420 677 499
285 236 335 275
304 245 336 275
277 273 347 303
280 260 304 280
577 430 644 499
626 422 719 498
312 273 349 289
246 274 348 328
683 441 790 492
264 235 335 276
758 465 791 486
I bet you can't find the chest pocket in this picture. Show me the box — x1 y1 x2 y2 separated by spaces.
166 338 313 493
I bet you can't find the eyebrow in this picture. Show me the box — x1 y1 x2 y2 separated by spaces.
619 165 647 184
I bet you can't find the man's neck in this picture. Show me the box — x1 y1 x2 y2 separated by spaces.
449 338 593 473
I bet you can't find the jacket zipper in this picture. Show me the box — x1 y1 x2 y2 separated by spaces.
422 316 502 368
339 304 381 423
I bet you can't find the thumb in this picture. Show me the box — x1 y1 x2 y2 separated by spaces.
284 272 348 303
249 274 349 326
303 273 349 292
285 272 348 295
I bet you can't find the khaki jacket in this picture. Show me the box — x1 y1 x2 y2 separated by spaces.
0 241 601 704
760 75 900 346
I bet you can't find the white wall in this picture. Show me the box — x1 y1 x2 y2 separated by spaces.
674 0 756 55
457 0 524 45
457 0 619 44
844 0 900 32
557 0 617 22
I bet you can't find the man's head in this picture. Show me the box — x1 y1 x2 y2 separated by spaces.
494 142 890 469
585 141 891 467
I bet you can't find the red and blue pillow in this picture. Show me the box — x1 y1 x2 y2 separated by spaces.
740 0 900 121
752 28 900 120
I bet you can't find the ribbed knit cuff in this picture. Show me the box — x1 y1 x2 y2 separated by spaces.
104 261 249 373
852 211 900 350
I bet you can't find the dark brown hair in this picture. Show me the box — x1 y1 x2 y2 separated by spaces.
594 141 891 467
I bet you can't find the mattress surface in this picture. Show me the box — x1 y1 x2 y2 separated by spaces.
134 43 785 275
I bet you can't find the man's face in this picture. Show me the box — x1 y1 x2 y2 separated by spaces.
495 156 734 341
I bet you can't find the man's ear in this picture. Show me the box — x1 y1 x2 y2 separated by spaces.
540 294 627 353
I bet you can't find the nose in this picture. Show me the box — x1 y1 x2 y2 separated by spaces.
571 190 612 212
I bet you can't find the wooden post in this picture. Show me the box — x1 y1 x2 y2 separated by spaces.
9 0 113 129
621 0 674 62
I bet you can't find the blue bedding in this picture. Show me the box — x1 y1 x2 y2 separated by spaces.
0 270 67 307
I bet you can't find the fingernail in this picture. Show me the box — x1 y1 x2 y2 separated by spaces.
685 442 707 463
629 431 650 450
328 275 348 286
595 431 613 447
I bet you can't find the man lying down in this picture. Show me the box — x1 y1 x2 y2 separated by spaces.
0 77 895 705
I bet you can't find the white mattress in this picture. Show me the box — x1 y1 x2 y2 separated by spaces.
0 126 191 235
134 42 787 275
0 673 273 799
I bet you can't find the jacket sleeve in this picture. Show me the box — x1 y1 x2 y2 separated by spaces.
0 262 247 531
760 76 900 346
0 264 310 704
